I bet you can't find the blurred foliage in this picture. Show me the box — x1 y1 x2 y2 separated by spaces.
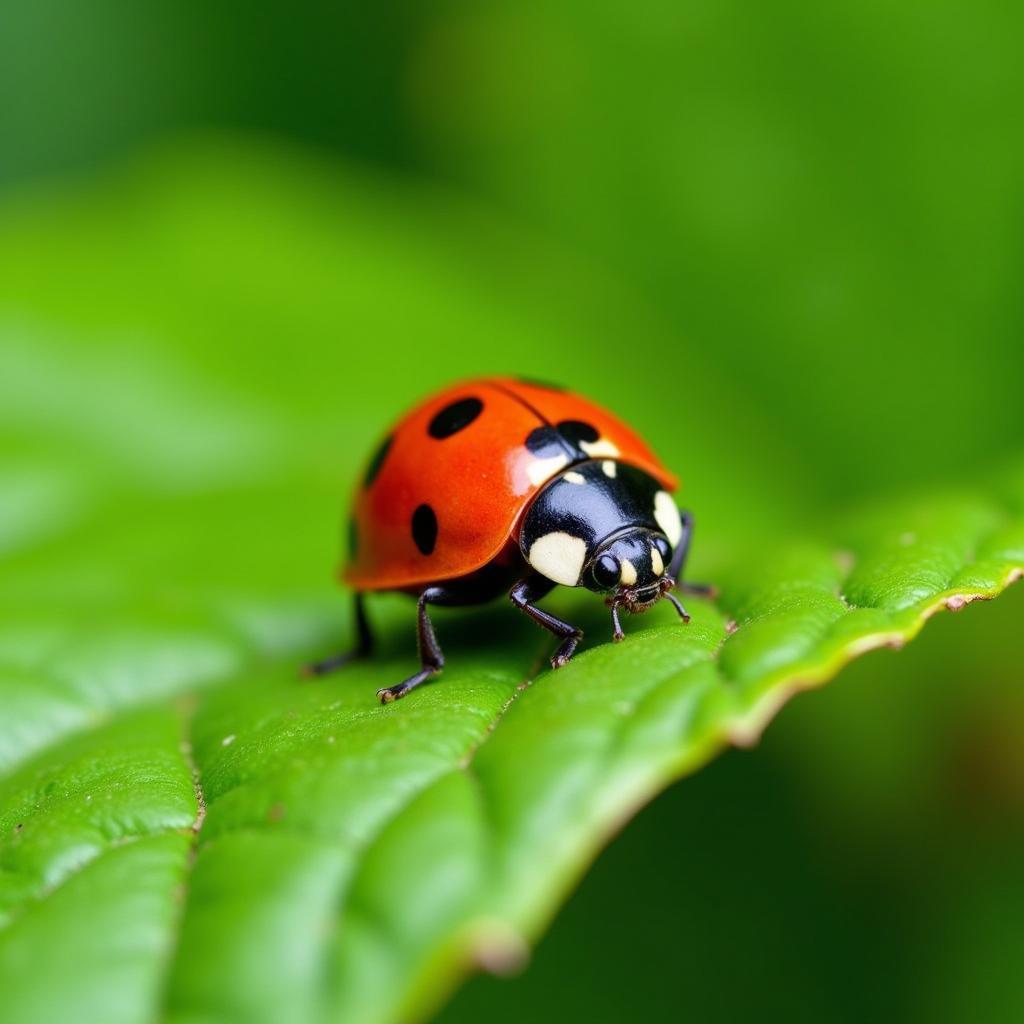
1 0 1023 1021
3 1 1022 499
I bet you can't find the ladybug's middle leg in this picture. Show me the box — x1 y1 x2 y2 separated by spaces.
510 574 584 669
377 586 452 703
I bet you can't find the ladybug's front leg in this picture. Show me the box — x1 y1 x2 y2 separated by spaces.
510 575 583 668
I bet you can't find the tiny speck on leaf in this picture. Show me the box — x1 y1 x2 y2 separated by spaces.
834 549 855 573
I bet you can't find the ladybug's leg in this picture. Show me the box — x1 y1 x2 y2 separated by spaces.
377 586 451 703
510 575 584 669
304 592 374 676
668 510 716 598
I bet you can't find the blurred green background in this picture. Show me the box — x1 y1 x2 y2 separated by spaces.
2 1 1022 1020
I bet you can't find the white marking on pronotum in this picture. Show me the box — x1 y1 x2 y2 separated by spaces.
654 491 682 547
580 438 621 459
528 532 587 587
619 559 638 585
601 460 617 478
650 544 664 576
526 453 569 487
564 471 586 484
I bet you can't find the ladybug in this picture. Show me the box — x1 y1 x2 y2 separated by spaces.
307 378 709 702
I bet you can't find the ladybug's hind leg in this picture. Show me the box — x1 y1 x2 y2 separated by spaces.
377 586 454 703
667 510 716 612
667 510 694 582
304 592 374 676
510 575 583 669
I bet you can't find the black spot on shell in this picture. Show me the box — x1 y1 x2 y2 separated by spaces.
364 435 393 487
557 420 599 446
412 504 438 555
428 397 484 439
525 425 566 458
525 419 601 461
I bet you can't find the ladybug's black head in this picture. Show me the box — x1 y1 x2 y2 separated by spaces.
584 528 673 612
520 459 684 622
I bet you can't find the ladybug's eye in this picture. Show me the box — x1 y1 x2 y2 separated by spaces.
592 553 621 590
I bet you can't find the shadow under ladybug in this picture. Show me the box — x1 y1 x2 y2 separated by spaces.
306 379 713 703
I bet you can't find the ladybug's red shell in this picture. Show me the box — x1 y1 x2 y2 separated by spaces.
343 378 677 592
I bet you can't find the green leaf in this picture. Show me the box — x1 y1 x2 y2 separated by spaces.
0 143 1021 1024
